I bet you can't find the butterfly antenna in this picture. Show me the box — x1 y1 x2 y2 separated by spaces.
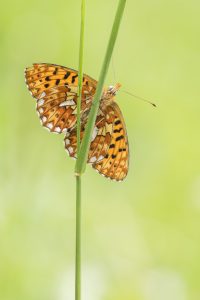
122 89 157 108
111 55 116 83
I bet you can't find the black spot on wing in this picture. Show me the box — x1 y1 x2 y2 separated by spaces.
109 144 115 148
72 74 78 83
119 148 126 152
116 135 124 141
114 128 123 133
53 68 58 75
114 120 121 125
64 71 70 79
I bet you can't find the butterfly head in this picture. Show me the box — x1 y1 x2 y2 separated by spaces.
107 83 121 96
102 83 121 106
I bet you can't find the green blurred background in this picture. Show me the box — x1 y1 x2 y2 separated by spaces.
1 0 200 299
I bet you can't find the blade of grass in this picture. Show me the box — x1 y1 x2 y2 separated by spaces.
75 1 85 300
75 174 81 300
77 0 85 155
75 0 126 175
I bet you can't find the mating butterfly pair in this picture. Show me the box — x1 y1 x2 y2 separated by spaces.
25 63 129 181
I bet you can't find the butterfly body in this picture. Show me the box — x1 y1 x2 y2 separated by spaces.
25 63 129 181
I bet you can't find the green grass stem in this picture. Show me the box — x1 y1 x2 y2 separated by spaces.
75 175 81 300
74 1 126 299
75 0 126 175
75 1 85 300
77 0 85 155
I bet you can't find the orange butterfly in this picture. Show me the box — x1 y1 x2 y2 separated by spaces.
25 63 129 181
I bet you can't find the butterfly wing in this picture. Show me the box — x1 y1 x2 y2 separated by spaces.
64 105 114 162
64 102 129 181
25 63 97 133
92 102 129 181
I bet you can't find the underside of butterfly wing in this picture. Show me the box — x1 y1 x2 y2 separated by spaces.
92 102 129 181
64 106 114 163
64 103 129 181
25 63 97 133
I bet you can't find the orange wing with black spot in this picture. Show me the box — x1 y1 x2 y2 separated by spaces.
64 102 129 181
25 63 97 133
92 102 129 181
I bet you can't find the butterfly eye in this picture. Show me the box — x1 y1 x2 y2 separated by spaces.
108 85 117 96
108 85 114 91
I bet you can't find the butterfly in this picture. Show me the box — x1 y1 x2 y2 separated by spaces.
25 63 129 181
